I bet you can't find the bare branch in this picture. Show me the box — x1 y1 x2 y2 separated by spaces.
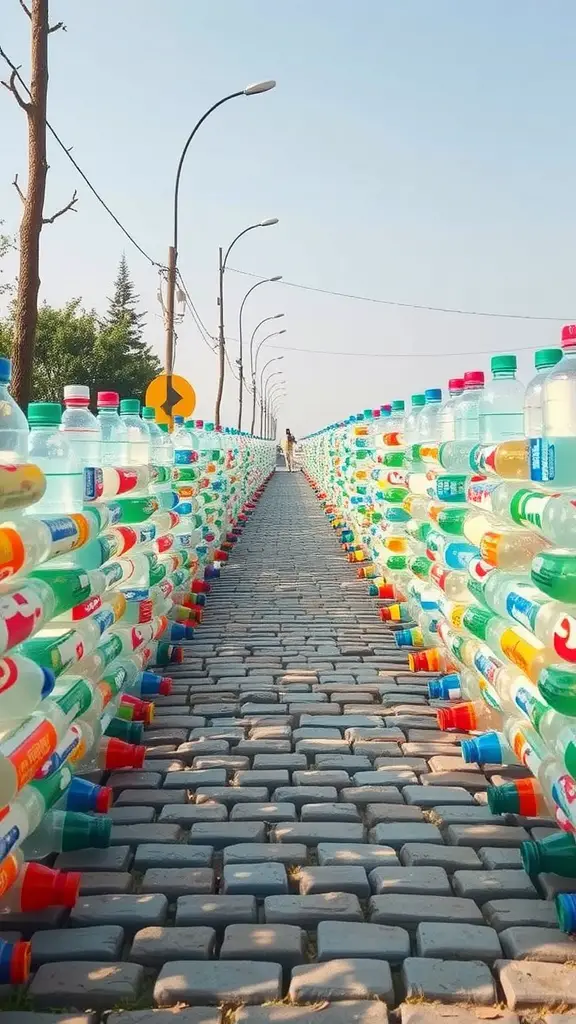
42 189 78 224
48 21 66 33
18 0 31 17
1 67 32 111
12 174 26 204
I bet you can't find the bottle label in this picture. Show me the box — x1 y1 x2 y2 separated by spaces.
553 613 576 663
530 437 555 481
138 524 156 545
174 449 195 465
473 647 501 685
435 476 467 502
505 590 540 632
113 469 140 494
512 683 547 732
2 716 58 790
470 444 496 474
467 479 497 507
0 586 44 652
69 595 102 621
42 516 80 556
83 467 103 501
102 560 124 587
509 488 550 530
121 587 149 602
92 606 116 635
54 632 85 673
500 626 541 675
98 633 123 665
0 527 25 581
55 679 92 718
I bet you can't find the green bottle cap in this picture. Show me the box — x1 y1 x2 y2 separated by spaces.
411 556 431 578
158 423 169 433
386 555 407 571
532 550 576 603
411 394 426 407
142 406 156 419
437 507 467 535
538 664 576 717
392 400 405 412
535 348 563 370
521 832 576 878
61 811 112 851
105 717 144 743
491 354 517 373
120 399 140 414
28 402 62 426
382 451 405 467
487 783 520 815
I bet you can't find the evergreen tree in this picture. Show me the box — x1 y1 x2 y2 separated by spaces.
105 253 147 351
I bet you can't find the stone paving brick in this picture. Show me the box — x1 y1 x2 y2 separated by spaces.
70 893 168 931
400 1008 518 1024
499 926 576 961
369 866 451 896
222 863 289 895
298 866 370 897
415 921 502 963
317 843 399 868
30 925 125 964
154 960 282 1006
233 1003 390 1024
54 846 132 871
369 893 484 929
29 961 146 1009
78 871 133 895
141 868 215 898
496 959 576 1009
289 959 394 1004
265 893 363 926
482 898 559 932
400 843 481 872
317 920 410 963
129 925 215 964
223 842 308 865
220 923 305 969
176 894 257 929
401 957 496 1005
133 844 213 869
451 869 537 904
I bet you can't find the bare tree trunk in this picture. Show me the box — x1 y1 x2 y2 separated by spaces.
2 0 74 410
11 0 49 409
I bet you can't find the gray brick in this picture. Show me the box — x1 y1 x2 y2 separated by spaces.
272 822 364 845
499 926 576 962
78 872 133 895
300 802 361 822
369 867 451 896
317 843 400 869
478 848 523 869
317 920 410 964
154 960 281 1005
108 806 156 825
223 843 308 865
29 961 145 1010
415 921 502 963
497 960 576 1009
54 846 132 872
134 844 213 869
158 804 228 825
129 925 215 965
231 802 297 822
233 1002 390 1024
30 925 124 965
70 893 168 931
365 803 423 827
400 844 481 872
369 894 484 930
188 822 267 848
176 895 257 929
368 823 443 849
110 824 183 846
483 898 559 932
265 893 363 926
401 957 496 1005
399 1009 518 1024
223 863 289 896
220 923 305 968
196 786 270 807
162 769 227 788
289 959 393 1004
445 824 529 848
298 866 369 898
452 870 537 904
141 868 215 898
340 786 403 804
273 786 339 808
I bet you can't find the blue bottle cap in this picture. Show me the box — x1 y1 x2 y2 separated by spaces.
41 667 56 699
461 732 503 764
0 357 11 384
425 388 442 402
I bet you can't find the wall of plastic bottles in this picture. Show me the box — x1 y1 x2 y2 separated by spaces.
0 359 275 981
300 326 576 935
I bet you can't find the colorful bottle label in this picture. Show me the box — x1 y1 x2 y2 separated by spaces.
553 614 576 663
0 586 44 653
83 467 104 502
505 587 541 632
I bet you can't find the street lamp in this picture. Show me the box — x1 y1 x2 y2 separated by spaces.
237 276 282 429
262 368 284 437
163 79 276 422
249 317 284 433
214 221 279 426
268 384 286 439
258 354 284 429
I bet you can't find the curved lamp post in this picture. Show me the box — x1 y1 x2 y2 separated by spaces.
163 79 276 423
258 355 284 435
262 369 284 437
237 276 282 429
249 317 284 434
214 220 279 426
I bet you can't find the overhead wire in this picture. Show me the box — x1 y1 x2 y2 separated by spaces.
227 267 569 322
263 340 546 359
0 42 163 268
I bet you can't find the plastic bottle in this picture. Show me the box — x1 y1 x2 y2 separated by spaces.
61 385 102 467
0 356 29 462
97 391 129 466
524 348 563 440
532 550 576 604
119 399 150 466
532 324 576 486
27 403 83 514
479 355 525 443
141 406 164 463
0 764 72 860
0 654 54 724
454 371 484 442
439 378 464 443
404 394 425 447
0 508 103 581
20 808 111 859
0 855 80 913
418 388 443 446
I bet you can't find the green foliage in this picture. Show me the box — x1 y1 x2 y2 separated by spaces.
0 220 16 299
0 256 162 403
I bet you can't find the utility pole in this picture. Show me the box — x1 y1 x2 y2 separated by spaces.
214 246 225 427
164 244 176 410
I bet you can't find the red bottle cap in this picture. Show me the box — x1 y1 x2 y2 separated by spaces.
561 324 576 349
379 606 393 621
463 371 484 387
19 863 80 911
191 580 210 593
102 736 146 770
378 584 395 599
159 677 172 695
94 785 113 813
97 391 120 407
10 940 32 984
437 703 476 731
448 377 464 390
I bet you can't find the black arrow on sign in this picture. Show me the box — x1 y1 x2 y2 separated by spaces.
161 381 183 417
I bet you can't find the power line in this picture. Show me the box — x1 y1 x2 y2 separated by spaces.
228 267 568 322
175 270 218 354
264 341 544 359
0 42 162 268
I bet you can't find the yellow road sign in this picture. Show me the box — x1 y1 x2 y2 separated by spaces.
146 373 196 425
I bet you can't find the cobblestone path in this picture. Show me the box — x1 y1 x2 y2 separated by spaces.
5 472 574 1023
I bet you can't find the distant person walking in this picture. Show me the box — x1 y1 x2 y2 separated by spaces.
283 428 297 471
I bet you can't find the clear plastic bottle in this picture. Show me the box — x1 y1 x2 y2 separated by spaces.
479 355 525 443
439 378 464 443
524 348 563 440
27 403 83 513
404 394 425 446
119 399 150 465
0 356 29 462
61 385 102 467
97 391 129 466
418 388 443 444
533 325 576 487
454 371 485 442
141 406 165 463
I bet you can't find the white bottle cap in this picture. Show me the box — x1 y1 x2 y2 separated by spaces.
64 385 90 401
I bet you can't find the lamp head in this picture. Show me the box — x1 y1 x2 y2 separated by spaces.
260 218 279 227
269 275 282 282
274 313 284 319
244 80 276 95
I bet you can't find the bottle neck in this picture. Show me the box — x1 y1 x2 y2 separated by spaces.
492 371 516 379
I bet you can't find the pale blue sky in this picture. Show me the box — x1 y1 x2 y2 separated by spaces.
1 1 574 435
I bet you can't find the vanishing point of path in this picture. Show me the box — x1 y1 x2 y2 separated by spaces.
5 471 573 1024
